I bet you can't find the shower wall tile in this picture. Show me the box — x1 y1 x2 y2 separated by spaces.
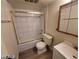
14 16 42 44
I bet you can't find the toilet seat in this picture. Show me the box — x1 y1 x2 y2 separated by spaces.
36 42 46 49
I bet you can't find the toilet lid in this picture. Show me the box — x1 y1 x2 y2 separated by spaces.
36 42 46 49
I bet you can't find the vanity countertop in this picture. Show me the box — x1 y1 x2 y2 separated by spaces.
54 42 77 59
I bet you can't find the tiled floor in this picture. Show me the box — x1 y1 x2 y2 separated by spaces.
19 48 52 59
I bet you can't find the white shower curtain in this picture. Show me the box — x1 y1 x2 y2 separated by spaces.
14 13 42 44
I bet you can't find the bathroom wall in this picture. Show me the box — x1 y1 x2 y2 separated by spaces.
1 39 8 56
7 0 45 33
7 0 44 12
1 0 19 59
44 0 78 47
13 3 43 11
7 0 45 52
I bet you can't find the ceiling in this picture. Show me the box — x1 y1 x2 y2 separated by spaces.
8 0 55 6
38 0 55 5
7 0 55 11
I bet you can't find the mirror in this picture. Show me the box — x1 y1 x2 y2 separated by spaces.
57 0 78 37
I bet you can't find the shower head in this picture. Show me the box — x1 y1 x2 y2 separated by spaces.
25 0 39 3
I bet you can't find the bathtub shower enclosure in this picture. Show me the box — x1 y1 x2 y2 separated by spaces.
14 11 44 52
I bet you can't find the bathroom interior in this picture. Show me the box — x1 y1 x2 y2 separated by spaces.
1 0 78 59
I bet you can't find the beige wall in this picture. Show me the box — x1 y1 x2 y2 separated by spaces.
45 0 78 47
7 0 44 12
1 0 18 59
12 3 43 11
1 39 8 56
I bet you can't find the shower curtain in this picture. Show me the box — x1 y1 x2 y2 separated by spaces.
14 13 42 44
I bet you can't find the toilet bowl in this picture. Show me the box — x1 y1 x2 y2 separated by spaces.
36 42 47 54
36 33 53 54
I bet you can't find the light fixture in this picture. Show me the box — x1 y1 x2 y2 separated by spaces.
25 0 39 3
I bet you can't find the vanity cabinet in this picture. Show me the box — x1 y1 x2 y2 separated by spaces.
53 42 77 59
53 47 66 59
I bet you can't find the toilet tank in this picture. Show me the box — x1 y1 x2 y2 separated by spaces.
42 34 53 46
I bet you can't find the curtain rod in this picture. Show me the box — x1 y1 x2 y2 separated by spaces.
14 10 44 15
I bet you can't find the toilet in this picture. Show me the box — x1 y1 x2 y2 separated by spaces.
36 33 53 54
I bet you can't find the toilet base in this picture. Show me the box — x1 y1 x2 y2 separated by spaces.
37 48 47 55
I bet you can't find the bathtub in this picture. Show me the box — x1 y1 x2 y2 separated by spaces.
18 40 40 52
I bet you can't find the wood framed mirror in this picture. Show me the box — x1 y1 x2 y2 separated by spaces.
56 0 78 37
